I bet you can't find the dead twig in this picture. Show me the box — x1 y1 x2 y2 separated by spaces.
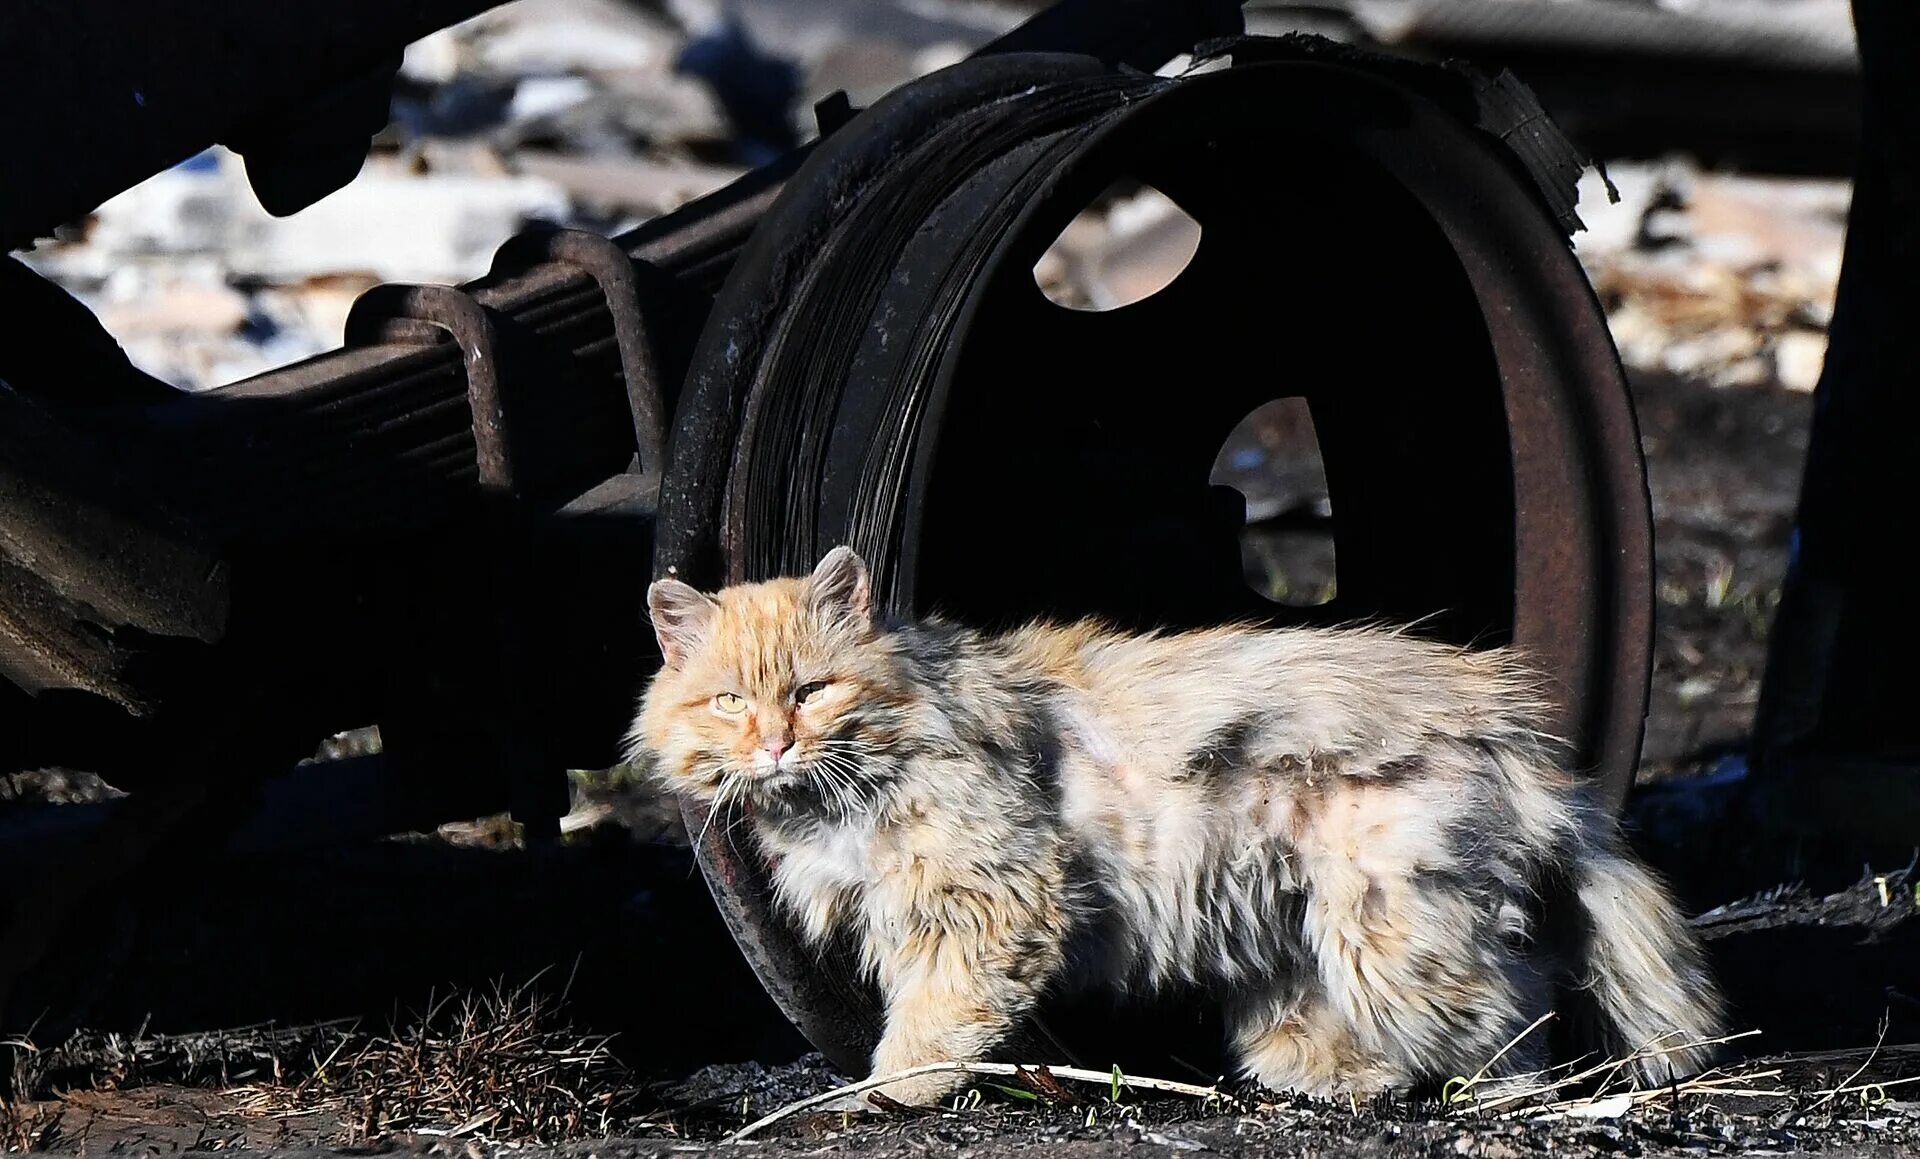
1464 1029 1763 1114
1444 1011 1557 1103
1018 1065 1087 1106
860 1092 933 1118
1806 1011 1889 1114
726 1062 1226 1142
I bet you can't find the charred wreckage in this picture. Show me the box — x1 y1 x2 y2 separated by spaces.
2 0 1915 1083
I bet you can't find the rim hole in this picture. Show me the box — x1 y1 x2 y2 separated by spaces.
1211 398 1337 608
1032 181 1202 311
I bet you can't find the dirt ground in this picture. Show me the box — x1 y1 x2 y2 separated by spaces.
1634 371 1808 775
10 366 1910 1158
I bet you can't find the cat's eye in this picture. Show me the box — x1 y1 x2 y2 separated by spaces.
714 692 747 714
795 681 829 704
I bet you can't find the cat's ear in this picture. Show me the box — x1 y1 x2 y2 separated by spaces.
648 577 718 666
808 546 872 629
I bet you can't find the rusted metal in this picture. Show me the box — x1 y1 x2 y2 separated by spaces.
2 161 772 780
491 229 671 484
658 39 1650 1078
650 51 1142 1072
651 52 1124 592
340 282 566 838
6 0 1215 789
0 387 231 777
345 284 518 491
5 0 1236 788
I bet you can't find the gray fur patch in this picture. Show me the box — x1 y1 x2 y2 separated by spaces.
1187 715 1263 777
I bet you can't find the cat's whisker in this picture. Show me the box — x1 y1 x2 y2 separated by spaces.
811 751 866 776
691 772 742 852
811 749 878 793
834 770 870 817
810 760 862 821
820 743 884 760
817 740 883 759
717 786 749 854
821 755 875 795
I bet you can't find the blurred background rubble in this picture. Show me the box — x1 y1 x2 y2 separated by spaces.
15 0 1857 394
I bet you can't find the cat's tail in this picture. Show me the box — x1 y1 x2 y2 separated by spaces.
1561 820 1725 1084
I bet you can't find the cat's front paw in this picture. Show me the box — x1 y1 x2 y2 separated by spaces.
861 1070 969 1110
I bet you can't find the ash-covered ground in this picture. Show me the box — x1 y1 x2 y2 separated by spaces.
4 0 1900 1153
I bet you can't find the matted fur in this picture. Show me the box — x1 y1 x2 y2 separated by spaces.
630 548 1723 1107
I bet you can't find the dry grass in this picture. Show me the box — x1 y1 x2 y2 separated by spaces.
8 1020 355 1098
225 978 642 1145
1434 1022 1920 1135
722 1020 1920 1145
0 1099 64 1154
10 990 1920 1152
727 1062 1232 1141
4 977 647 1149
1452 1029 1774 1117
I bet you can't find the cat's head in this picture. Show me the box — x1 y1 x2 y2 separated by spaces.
632 547 908 812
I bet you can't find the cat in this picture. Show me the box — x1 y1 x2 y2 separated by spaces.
629 546 1723 1109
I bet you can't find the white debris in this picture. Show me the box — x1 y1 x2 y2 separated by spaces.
507 75 597 122
32 148 571 288
512 154 743 218
1033 184 1203 313
92 276 249 339
462 0 674 75
1571 164 1660 256
1138 1129 1210 1151
1773 329 1829 392
913 40 973 75
1531 1093 1635 1122
1575 159 1848 390
240 169 569 284
401 27 465 84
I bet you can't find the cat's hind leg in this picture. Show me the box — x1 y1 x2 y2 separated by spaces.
1282 779 1548 1094
1228 985 1405 1098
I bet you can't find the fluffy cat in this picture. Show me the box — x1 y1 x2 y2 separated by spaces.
630 547 1722 1108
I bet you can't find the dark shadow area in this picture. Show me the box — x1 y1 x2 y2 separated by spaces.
1628 760 1920 1058
2 827 808 1083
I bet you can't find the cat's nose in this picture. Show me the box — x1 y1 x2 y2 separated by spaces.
762 737 790 762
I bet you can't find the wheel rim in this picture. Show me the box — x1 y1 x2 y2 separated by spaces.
655 52 1652 1078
